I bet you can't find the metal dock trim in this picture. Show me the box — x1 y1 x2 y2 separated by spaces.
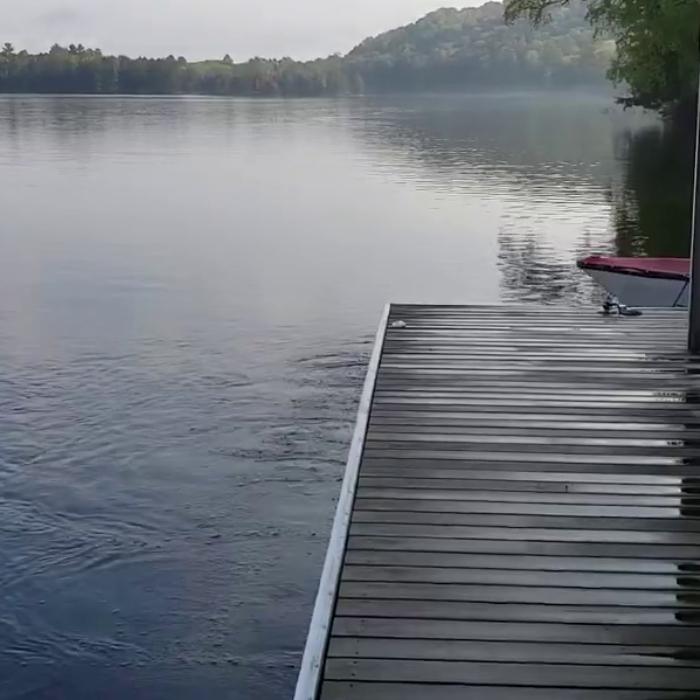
294 304 390 700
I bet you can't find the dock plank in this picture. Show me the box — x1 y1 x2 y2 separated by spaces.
321 683 700 700
324 658 700 688
326 637 700 666
330 616 700 645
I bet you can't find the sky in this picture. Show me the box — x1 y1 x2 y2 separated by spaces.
4 0 482 62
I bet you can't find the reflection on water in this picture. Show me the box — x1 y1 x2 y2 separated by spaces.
0 93 696 699
612 122 694 258
352 94 694 303
498 228 599 304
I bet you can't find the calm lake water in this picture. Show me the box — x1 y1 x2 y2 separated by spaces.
0 93 693 699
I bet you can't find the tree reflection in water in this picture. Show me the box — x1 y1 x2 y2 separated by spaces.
497 228 600 304
612 122 693 258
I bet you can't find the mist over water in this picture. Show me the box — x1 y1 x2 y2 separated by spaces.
0 93 689 699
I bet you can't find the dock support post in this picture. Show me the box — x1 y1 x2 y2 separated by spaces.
687 49 700 351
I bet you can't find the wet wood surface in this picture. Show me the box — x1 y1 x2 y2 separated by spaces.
317 305 700 699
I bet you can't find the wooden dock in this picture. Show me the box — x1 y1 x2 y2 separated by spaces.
295 304 700 700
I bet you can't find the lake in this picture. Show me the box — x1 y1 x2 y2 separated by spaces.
0 93 692 699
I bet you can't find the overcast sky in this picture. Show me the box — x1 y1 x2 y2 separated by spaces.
4 1 481 61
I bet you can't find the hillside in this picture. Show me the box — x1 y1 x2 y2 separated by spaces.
0 2 613 95
347 2 614 91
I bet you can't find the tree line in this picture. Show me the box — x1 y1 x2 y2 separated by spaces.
0 43 350 96
0 3 611 97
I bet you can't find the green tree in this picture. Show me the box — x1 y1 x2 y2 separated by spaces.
504 0 700 116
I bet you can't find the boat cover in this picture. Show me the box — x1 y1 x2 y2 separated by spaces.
578 256 689 281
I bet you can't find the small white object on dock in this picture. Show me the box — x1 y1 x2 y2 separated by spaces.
390 320 407 329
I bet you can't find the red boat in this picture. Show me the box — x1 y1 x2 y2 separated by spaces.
577 255 690 308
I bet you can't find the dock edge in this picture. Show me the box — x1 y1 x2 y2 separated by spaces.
293 303 391 700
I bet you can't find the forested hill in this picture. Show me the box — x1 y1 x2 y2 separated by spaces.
347 2 613 92
0 2 613 96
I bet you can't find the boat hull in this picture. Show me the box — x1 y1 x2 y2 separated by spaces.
586 268 689 308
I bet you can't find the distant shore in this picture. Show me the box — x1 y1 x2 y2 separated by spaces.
0 4 610 98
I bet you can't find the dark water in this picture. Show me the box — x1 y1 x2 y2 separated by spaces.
0 94 693 699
